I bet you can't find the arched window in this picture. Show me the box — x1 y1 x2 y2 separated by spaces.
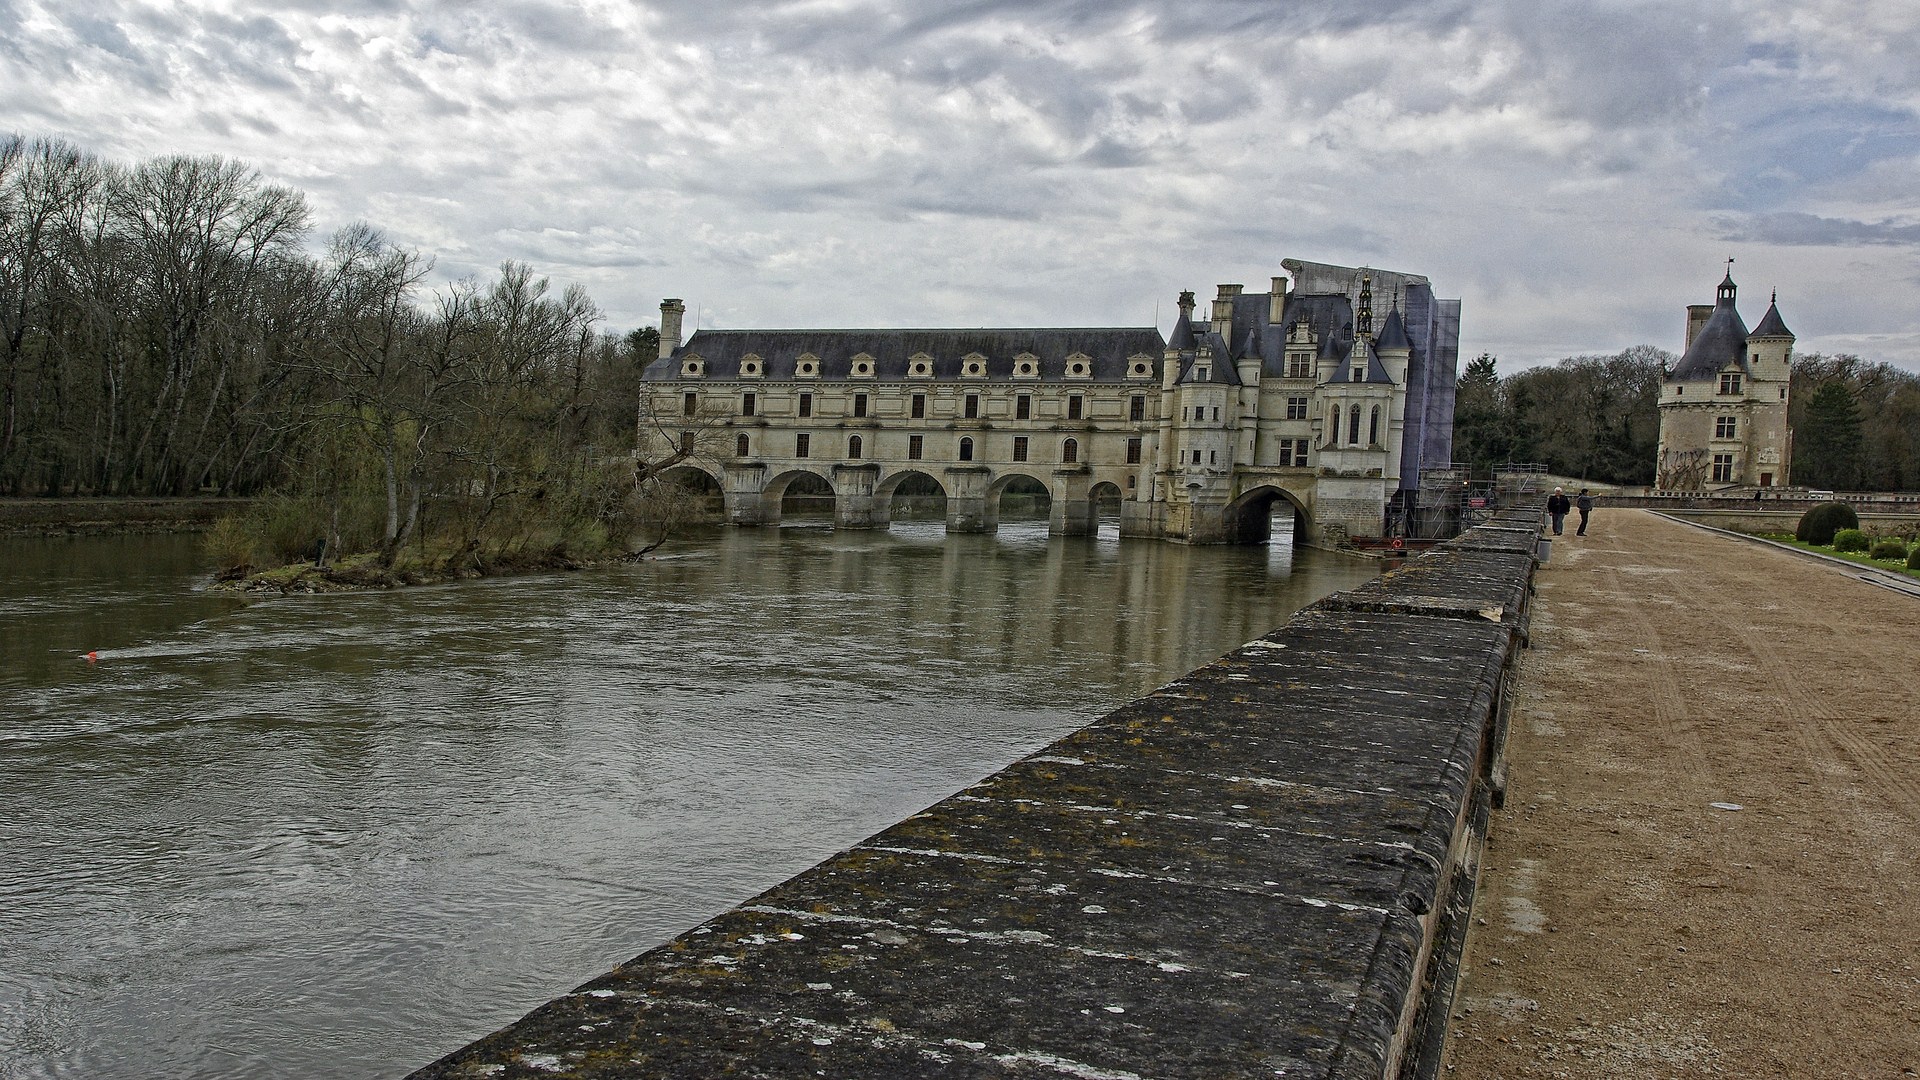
1062 438 1078 463
1369 406 1380 446
1329 404 1340 444
735 433 749 457
1348 404 1362 446
959 437 974 462
848 434 863 459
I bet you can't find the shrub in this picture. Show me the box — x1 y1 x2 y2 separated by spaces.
1796 501 1859 545
1832 528 1869 553
1909 546 1920 571
1868 539 1909 561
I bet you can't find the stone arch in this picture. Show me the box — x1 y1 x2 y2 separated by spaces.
658 462 724 493
761 467 837 524
1088 480 1124 536
988 469 1053 526
874 468 948 527
1223 484 1310 547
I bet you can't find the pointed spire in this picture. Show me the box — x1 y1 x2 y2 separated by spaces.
1717 259 1737 306
1167 290 1197 350
1357 273 1374 338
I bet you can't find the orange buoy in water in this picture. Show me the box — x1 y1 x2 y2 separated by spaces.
85 651 98 662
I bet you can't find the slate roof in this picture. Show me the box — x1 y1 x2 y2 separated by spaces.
1376 306 1412 351
1750 298 1793 339
1669 296 1750 383
644 327 1166 382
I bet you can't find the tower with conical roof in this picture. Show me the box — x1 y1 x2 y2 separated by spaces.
1655 268 1794 490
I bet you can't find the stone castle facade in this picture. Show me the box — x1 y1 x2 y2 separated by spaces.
639 259 1460 546
1656 270 1794 490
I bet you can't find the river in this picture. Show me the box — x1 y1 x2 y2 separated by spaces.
0 520 1378 1078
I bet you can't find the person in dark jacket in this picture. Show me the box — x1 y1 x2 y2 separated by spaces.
1546 487 1571 535
1576 489 1594 536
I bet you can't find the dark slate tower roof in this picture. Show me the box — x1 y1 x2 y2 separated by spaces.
1669 272 1751 383
1750 291 1793 339
1376 306 1411 351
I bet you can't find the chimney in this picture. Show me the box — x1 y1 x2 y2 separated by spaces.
659 298 686 360
1269 276 1287 324
1685 304 1712 350
1213 284 1242 338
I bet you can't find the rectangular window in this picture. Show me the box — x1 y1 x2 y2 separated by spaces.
683 391 698 416
1016 394 1032 420
911 393 926 419
908 435 924 460
798 392 813 418
679 430 693 452
1715 415 1737 439
1212 406 1220 421
1209 450 1217 464
1192 449 1202 464
964 394 979 419
1711 452 1733 482
853 392 868 418
1719 372 1743 395
1279 437 1309 467
795 433 811 458
1287 354 1313 379
1286 395 1308 420
741 392 756 417
1129 395 1145 421
1067 395 1083 420
1012 436 1029 462
1126 437 1142 464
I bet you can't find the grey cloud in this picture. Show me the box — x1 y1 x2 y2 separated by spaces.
1714 211 1920 247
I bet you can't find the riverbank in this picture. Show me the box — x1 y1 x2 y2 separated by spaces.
210 547 618 594
1441 509 1920 1076
0 496 246 533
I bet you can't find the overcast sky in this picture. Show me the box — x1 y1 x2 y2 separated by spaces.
6 0 1918 372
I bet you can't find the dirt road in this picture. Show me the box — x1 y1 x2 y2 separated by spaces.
1441 509 1920 1078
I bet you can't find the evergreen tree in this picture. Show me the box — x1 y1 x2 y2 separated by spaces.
1796 380 1864 489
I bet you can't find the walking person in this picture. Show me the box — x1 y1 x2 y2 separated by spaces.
1546 486 1571 535
1575 488 1594 536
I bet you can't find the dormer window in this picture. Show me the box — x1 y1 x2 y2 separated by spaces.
739 353 762 378
1196 366 1209 381
1718 372 1742 395
907 352 932 378
851 353 875 377
796 353 819 378
1352 365 1364 382
1065 352 1092 378
680 355 706 378
1127 354 1154 379
1013 352 1039 379
962 353 987 378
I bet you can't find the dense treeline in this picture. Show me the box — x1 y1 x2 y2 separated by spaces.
1452 347 1667 486
1 136 651 572
1453 347 1920 491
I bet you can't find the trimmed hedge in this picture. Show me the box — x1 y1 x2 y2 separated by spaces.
1909 546 1920 570
1796 502 1860 546
1870 538 1912 561
1833 529 1869 553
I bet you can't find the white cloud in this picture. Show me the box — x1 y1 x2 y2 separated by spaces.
2 0 1916 370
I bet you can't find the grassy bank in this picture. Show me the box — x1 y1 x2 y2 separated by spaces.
0 496 249 534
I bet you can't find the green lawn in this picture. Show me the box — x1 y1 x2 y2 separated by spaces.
1754 533 1920 580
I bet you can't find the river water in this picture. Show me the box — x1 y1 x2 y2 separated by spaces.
0 521 1377 1079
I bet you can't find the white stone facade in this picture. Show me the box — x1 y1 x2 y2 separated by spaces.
1656 272 1794 491
640 262 1460 547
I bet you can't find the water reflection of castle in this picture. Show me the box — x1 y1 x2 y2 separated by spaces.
642 259 1459 549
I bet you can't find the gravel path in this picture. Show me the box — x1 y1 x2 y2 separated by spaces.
1442 509 1920 1078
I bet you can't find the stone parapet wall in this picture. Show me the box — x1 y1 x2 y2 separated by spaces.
409 534 1536 1080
